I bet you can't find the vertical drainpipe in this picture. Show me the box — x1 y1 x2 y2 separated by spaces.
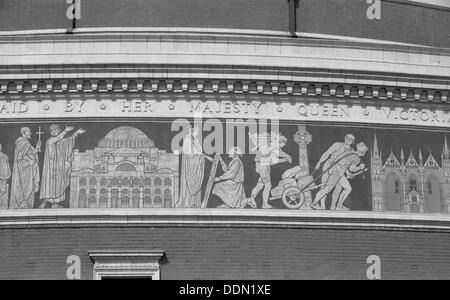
288 0 300 38
72 0 77 31
67 0 77 34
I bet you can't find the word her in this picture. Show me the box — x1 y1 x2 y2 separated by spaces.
121 100 153 113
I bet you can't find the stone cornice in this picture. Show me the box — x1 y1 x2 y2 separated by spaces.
88 249 164 279
89 250 165 264
0 78 448 104
0 30 448 104
0 31 448 90
1 209 450 233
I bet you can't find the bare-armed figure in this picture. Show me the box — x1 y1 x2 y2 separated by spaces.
311 142 368 210
249 134 292 209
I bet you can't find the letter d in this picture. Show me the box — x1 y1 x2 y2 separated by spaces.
223 285 231 295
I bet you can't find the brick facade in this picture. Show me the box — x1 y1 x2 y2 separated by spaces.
1 225 449 280
0 0 449 48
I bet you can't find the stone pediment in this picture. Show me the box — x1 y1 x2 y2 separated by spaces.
405 152 419 168
384 152 401 167
424 153 440 169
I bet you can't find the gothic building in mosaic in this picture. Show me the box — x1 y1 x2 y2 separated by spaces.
69 126 179 208
371 135 450 213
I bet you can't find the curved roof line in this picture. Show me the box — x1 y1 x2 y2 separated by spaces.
0 27 441 49
398 0 450 9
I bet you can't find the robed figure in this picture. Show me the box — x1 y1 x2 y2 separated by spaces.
175 127 212 208
10 127 41 209
40 125 86 208
212 147 248 208
0 144 11 209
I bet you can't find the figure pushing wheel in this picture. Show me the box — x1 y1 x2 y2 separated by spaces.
271 140 368 210
281 186 305 209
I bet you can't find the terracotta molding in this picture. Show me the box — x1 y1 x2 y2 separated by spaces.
0 27 444 49
0 209 450 232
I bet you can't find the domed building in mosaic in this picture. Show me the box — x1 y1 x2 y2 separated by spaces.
69 126 179 209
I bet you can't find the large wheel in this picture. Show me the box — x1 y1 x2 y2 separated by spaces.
281 186 305 209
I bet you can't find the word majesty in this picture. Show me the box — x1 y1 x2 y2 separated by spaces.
2 100 450 128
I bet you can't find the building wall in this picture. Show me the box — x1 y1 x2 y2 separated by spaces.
0 226 449 280
1 0 449 48
298 0 450 48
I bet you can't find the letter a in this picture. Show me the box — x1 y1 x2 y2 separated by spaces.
66 0 81 20
366 255 381 280
366 0 381 20
66 255 81 280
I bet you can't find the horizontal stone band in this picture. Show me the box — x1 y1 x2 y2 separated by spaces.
1 209 450 232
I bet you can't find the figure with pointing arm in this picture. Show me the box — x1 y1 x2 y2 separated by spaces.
39 124 86 208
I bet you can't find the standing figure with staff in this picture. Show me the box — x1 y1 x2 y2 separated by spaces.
176 126 214 208
9 127 41 209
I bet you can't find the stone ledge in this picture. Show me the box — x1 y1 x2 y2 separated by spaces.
89 250 165 263
0 27 448 52
0 208 449 232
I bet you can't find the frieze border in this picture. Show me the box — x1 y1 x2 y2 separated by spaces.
0 78 448 104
